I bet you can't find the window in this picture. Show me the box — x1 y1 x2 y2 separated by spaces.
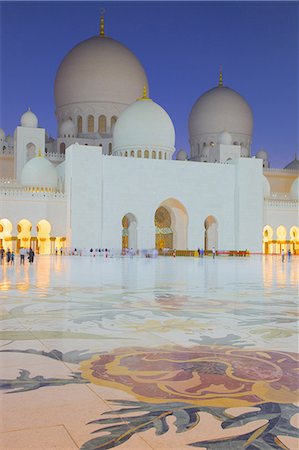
137 149 142 158
77 116 82 134
144 150 149 158
110 116 117 131
130 150 134 157
88 115 94 133
152 150 156 159
99 115 107 134
60 143 66 154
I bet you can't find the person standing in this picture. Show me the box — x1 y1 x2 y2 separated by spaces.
212 247 216 259
288 249 291 261
6 249 11 264
20 247 26 264
28 248 35 264
11 251 15 264
282 248 285 262
0 248 4 264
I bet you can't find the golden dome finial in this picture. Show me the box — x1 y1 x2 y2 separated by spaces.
100 8 105 36
142 85 148 99
137 85 150 101
219 65 223 87
38 148 42 157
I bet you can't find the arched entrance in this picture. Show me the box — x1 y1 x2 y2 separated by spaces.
155 199 188 250
204 215 218 251
290 226 299 255
263 225 273 254
155 207 173 250
276 225 286 254
0 218 12 250
36 220 51 254
122 214 137 250
17 219 32 251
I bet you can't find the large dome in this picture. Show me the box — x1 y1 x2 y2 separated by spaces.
189 85 253 161
112 95 175 159
189 86 253 137
54 36 148 110
21 156 58 189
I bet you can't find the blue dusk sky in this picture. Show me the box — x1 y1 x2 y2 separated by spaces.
0 1 298 168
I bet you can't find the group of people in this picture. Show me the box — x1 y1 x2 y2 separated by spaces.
0 247 35 265
281 248 292 262
197 247 216 258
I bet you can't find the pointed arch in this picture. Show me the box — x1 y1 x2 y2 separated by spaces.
122 213 138 250
204 215 218 251
154 198 188 250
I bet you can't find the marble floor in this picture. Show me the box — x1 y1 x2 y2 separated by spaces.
0 254 298 449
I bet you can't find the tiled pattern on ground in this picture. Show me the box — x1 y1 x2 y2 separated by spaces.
0 255 298 449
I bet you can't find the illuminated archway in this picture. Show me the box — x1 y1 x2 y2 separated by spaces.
36 219 51 254
122 214 137 250
204 215 218 251
155 199 188 250
0 218 12 250
290 226 299 254
17 219 32 251
263 225 273 254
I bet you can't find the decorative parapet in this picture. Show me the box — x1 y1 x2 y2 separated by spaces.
264 168 299 175
0 148 14 156
46 152 65 162
268 192 293 200
0 178 18 186
264 198 298 208
0 187 65 200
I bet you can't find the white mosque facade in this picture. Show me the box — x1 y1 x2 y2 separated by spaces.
0 19 298 255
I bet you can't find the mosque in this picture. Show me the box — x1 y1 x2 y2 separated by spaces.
0 17 298 255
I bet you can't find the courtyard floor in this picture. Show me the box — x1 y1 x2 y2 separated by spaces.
0 254 298 449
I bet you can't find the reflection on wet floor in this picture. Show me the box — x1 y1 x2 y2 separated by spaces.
0 255 298 449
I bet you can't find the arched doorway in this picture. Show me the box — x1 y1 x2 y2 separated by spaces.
122 214 137 250
0 218 12 250
36 220 51 254
155 199 188 250
276 225 286 254
204 215 218 251
17 219 32 251
155 207 173 250
290 226 299 254
263 225 273 254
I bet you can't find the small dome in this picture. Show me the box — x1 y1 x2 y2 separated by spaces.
0 128 5 142
256 149 268 160
176 149 188 161
21 155 58 189
59 118 76 137
113 95 175 156
20 108 38 128
284 154 299 171
218 130 232 145
290 177 299 199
